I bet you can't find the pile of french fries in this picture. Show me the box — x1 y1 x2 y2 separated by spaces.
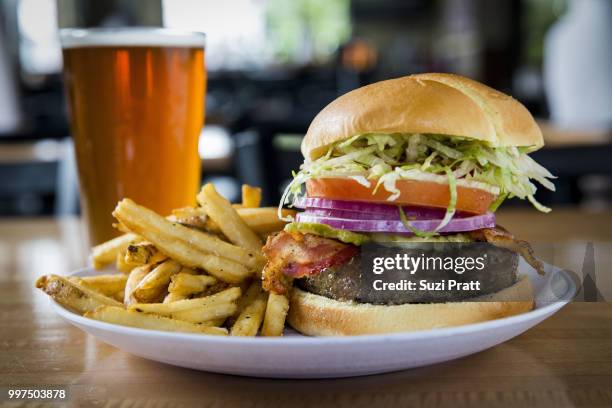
36 184 296 337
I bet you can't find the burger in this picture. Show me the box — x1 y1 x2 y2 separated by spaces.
262 73 555 336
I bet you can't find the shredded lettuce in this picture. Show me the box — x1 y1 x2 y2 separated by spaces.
436 167 457 231
279 133 556 222
398 206 437 238
397 167 457 237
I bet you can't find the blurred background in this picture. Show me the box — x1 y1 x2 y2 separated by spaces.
0 0 611 215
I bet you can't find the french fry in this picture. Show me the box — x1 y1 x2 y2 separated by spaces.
172 302 237 323
261 293 290 336
227 280 261 325
124 242 167 266
129 287 241 315
172 206 207 219
205 318 227 327
36 274 122 314
115 251 135 273
168 273 217 296
197 183 262 252
124 264 153 305
205 207 294 235
193 282 230 298
113 222 131 234
113 290 125 302
113 199 261 282
91 233 138 269
170 207 208 230
73 274 127 296
132 260 182 303
230 287 268 336
85 306 227 335
237 207 295 233
178 266 198 275
163 292 187 303
241 185 262 208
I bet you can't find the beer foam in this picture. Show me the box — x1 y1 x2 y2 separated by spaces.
60 28 205 49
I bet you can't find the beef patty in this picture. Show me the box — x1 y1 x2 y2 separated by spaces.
298 243 519 304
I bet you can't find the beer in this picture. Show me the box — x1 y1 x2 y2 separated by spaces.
61 29 206 245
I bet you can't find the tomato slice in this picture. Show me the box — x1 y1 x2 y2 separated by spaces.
305 178 495 215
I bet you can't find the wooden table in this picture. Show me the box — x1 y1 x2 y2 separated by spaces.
1 210 611 407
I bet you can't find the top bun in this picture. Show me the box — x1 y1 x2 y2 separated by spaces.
302 73 543 161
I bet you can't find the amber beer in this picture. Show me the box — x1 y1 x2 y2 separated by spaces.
61 29 206 245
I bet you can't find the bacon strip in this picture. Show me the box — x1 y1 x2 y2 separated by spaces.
262 231 358 295
468 226 545 275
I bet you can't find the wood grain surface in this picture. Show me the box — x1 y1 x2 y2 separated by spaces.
0 209 611 407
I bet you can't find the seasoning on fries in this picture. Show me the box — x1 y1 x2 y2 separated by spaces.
169 273 217 296
231 284 268 336
125 242 166 266
85 306 228 335
37 274 123 314
36 185 292 336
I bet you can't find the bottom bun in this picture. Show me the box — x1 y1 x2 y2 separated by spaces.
288 275 534 336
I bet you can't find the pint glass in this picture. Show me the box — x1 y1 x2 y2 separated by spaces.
61 28 206 245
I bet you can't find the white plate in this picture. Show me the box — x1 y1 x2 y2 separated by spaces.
50 261 575 378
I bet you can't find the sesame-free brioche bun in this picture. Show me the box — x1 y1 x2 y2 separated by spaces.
287 275 534 336
302 73 543 161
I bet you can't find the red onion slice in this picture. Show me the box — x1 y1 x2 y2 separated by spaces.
295 211 496 234
293 197 469 218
